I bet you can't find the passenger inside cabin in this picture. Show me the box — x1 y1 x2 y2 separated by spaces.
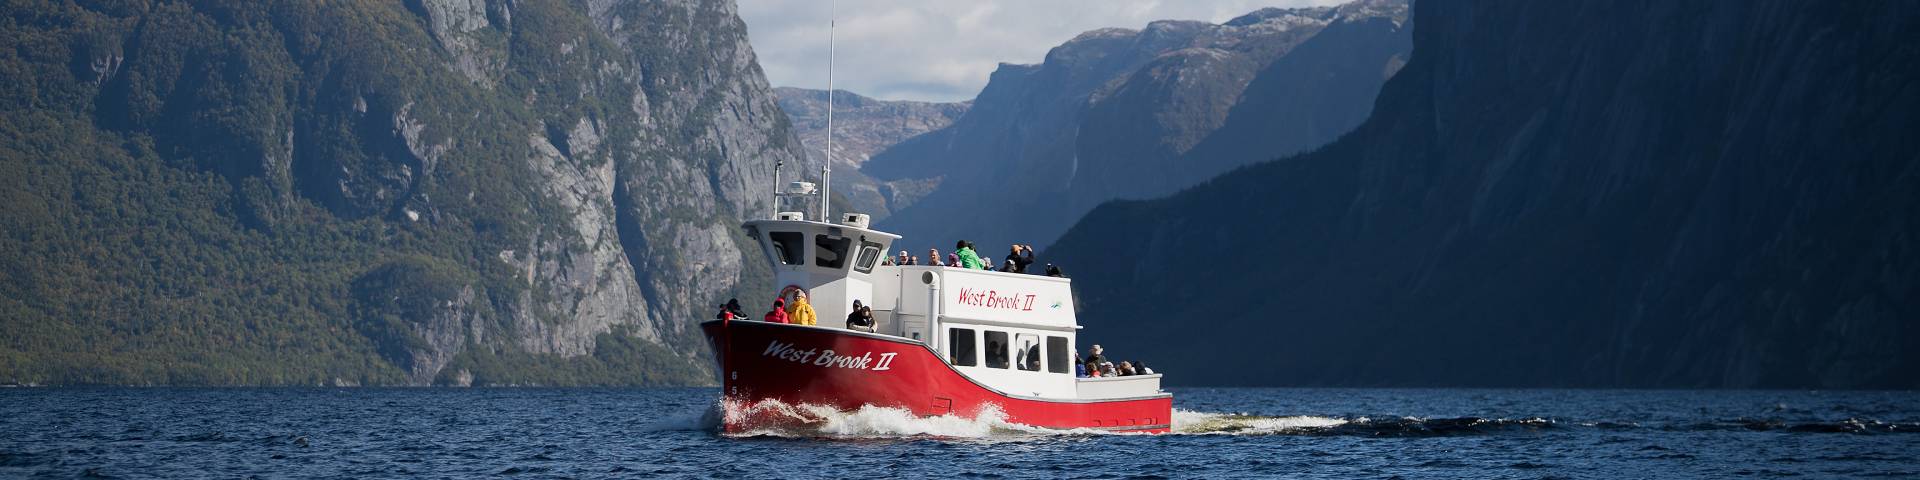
765 298 789 324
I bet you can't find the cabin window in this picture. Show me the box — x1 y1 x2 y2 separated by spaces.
948 328 977 367
814 235 851 269
1014 334 1041 371
853 240 884 273
1046 336 1070 374
984 331 1009 369
769 232 805 265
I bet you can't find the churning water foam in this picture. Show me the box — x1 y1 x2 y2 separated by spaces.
659 399 1349 438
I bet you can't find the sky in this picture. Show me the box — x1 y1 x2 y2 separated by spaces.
737 0 1346 103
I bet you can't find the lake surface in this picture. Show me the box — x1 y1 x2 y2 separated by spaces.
2 388 1916 478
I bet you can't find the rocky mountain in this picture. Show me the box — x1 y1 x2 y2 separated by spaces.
773 87 968 219
1049 1 1920 388
0 0 806 385
863 0 1410 254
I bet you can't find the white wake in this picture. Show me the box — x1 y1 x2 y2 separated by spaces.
658 399 1346 438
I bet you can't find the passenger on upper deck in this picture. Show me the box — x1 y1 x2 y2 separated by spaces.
955 241 985 270
1005 244 1035 273
786 291 817 326
1045 264 1065 277
946 253 958 267
897 250 910 265
765 298 789 324
928 248 940 267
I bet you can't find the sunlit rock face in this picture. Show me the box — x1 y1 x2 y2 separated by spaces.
864 0 1411 253
2 0 805 385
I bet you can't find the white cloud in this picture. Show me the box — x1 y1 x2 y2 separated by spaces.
739 0 1348 102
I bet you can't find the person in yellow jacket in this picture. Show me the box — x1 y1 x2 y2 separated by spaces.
786 291 817 326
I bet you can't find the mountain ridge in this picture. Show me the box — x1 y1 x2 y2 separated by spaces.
1047 0 1920 388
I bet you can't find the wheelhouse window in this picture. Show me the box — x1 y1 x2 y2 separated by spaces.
853 240 884 273
1046 336 1070 374
948 328 977 367
984 331 1009 369
769 232 804 265
1015 334 1041 371
815 235 851 269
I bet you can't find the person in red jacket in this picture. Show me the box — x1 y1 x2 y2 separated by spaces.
765 298 790 324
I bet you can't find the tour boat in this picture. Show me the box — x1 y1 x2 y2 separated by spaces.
700 211 1172 434
702 16 1169 433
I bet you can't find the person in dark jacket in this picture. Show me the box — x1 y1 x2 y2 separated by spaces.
716 298 746 321
1004 244 1035 273
845 300 876 333
1045 264 1065 277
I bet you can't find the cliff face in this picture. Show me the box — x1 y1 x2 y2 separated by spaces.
0 0 803 385
773 87 968 219
864 0 1410 253
1049 1 1920 388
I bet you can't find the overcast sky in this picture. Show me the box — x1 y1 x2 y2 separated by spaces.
738 0 1346 103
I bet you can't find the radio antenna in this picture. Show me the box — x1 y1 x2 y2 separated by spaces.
820 1 835 222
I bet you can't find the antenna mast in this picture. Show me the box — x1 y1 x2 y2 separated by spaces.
821 2 835 222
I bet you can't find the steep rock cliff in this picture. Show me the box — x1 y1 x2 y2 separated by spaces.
773 87 968 219
1049 0 1920 388
865 0 1409 253
0 0 802 385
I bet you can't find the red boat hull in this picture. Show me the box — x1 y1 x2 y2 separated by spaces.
702 320 1172 434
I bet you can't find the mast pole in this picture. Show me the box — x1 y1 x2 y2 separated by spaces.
821 2 834 222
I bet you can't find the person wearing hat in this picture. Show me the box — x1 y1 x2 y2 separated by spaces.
764 298 790 324
1082 343 1113 364
786 290 817 326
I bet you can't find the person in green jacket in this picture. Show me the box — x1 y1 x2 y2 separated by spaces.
955 240 986 270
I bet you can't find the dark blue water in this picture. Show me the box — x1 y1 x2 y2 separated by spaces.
2 388 1916 478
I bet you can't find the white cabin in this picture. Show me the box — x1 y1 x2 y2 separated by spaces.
743 213 1163 401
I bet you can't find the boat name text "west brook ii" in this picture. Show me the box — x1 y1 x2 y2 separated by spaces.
955 288 1039 311
763 340 899 371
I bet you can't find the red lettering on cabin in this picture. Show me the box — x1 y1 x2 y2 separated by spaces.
957 288 1037 312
